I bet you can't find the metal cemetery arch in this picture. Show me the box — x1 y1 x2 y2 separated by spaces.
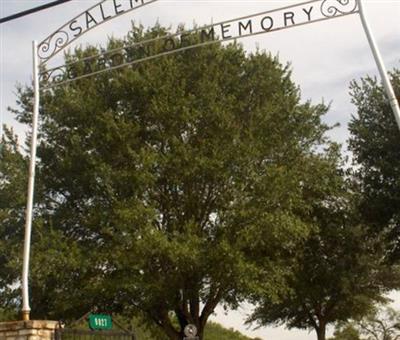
39 0 358 89
21 0 400 320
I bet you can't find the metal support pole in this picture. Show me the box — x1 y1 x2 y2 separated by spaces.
357 0 400 130
22 40 40 321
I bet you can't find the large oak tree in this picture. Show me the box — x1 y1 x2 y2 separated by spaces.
6 26 334 339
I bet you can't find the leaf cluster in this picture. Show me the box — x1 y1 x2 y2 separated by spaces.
348 67 400 260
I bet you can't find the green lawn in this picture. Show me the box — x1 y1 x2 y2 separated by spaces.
132 320 261 340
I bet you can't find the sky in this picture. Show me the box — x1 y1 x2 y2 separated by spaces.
0 0 399 339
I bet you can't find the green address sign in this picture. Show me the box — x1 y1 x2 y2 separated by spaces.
88 313 112 330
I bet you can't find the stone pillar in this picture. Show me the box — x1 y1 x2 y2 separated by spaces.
0 320 59 340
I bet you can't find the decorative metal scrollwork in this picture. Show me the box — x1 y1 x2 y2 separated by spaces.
37 0 159 65
38 31 70 63
39 66 68 85
321 0 358 17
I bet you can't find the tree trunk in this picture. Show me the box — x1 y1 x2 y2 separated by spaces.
315 325 326 340
158 287 223 340
197 328 204 340
160 314 205 340
162 325 180 340
162 326 204 340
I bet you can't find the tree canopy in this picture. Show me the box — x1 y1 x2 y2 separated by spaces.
5 25 336 339
0 128 27 320
247 147 399 340
348 67 400 260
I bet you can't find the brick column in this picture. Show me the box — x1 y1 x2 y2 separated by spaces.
0 320 59 340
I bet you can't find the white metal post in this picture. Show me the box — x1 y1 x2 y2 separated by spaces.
357 0 400 130
22 40 40 321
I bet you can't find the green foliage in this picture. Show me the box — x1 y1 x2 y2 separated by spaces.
125 318 257 340
348 67 400 260
0 127 27 320
330 306 400 340
5 25 332 339
248 150 397 340
60 317 257 340
248 65 400 340
203 322 256 340
329 324 361 340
